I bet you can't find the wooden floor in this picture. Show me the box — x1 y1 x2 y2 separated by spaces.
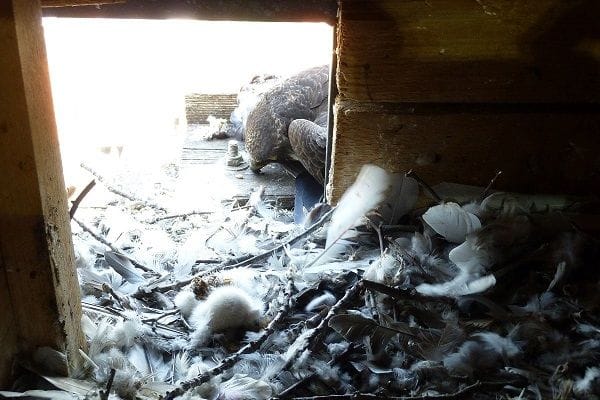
181 127 295 208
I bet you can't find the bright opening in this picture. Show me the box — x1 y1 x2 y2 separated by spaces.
43 18 333 210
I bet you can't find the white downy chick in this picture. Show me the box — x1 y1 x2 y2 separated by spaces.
190 285 263 347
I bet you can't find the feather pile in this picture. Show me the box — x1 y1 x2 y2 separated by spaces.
6 159 600 400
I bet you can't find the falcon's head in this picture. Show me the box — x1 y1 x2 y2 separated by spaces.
245 97 292 173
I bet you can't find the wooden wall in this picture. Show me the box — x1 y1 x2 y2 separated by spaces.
0 0 85 388
329 0 600 202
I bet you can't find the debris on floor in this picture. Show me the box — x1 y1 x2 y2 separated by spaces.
3 161 600 400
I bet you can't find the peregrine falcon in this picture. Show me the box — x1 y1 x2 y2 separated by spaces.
244 65 329 185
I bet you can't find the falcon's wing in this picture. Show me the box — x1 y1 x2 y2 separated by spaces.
288 118 327 185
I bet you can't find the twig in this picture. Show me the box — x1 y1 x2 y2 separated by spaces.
277 343 358 399
165 265 299 400
406 170 442 203
101 283 133 310
133 252 256 299
362 279 455 305
72 217 154 273
134 206 335 298
69 179 96 219
73 216 116 251
141 308 180 324
99 368 116 400
280 279 363 372
148 210 212 224
367 218 385 257
480 170 503 200
278 380 484 399
81 302 186 337
80 162 168 212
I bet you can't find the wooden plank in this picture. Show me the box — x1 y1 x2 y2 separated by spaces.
180 134 296 207
337 0 600 103
41 0 124 6
42 0 337 23
327 99 600 202
0 0 85 387
185 94 238 125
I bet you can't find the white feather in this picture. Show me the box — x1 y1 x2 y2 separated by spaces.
448 239 491 275
472 332 521 358
111 312 151 348
443 332 520 377
574 367 600 396
185 359 212 380
302 258 370 281
319 165 393 264
173 352 191 383
218 374 272 400
233 353 285 381
415 273 496 297
174 290 198 320
363 252 401 284
128 344 150 376
175 231 216 278
305 291 336 312
422 202 481 244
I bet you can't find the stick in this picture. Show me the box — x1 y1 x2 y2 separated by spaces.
101 283 133 310
280 279 363 372
480 170 503 200
72 217 154 273
277 380 483 399
367 218 385 257
81 302 186 337
277 343 358 399
73 216 118 252
99 368 116 400
80 162 168 212
69 179 96 219
148 210 212 224
362 280 455 305
406 170 442 203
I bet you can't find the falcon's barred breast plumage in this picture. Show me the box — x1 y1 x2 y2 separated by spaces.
244 65 329 185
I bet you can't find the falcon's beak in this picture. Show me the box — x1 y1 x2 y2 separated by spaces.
249 159 267 172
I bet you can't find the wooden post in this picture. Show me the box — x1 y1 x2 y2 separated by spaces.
0 0 85 387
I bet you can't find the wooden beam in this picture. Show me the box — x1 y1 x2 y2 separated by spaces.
41 0 337 23
41 0 125 7
328 99 600 202
337 0 600 103
0 0 85 388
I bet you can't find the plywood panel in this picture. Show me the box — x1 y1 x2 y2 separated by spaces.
337 0 600 103
0 0 85 386
328 99 600 202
